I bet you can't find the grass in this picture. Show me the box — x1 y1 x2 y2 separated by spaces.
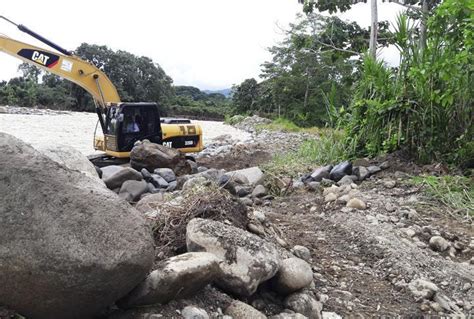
410 175 474 217
263 129 350 177
256 117 323 134
224 114 246 125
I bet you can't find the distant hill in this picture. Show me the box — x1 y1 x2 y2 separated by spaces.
203 88 232 98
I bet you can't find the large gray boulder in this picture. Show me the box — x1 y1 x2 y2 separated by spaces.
38 145 99 180
227 167 264 186
130 140 191 176
0 133 155 319
118 252 221 308
186 218 281 296
272 258 313 295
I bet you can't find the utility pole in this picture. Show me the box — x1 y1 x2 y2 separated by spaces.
369 0 378 59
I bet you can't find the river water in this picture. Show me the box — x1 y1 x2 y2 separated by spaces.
0 110 250 155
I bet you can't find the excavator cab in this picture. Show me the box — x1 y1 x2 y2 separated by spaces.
102 103 162 156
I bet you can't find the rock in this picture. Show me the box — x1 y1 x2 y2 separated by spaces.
130 140 191 176
119 180 149 202
429 236 450 252
228 167 264 186
225 171 250 185
336 175 356 186
346 198 366 210
380 161 390 170
383 179 397 189
225 300 267 319
285 292 323 319
197 166 208 173
324 193 337 203
0 133 154 319
236 185 252 197
151 174 170 189
240 197 254 206
252 185 267 198
135 193 165 213
329 161 352 182
271 313 308 319
188 159 198 174
336 194 351 204
272 258 313 295
310 166 332 182
352 166 370 181
367 166 382 175
0 106 8 113
187 218 281 296
141 168 153 181
252 210 267 223
408 279 439 301
320 178 334 187
292 246 311 262
39 145 99 179
100 165 124 180
167 180 177 192
183 176 210 191
104 167 143 190
118 252 220 308
352 158 370 167
307 182 322 192
152 168 177 182
182 306 210 319
322 312 342 319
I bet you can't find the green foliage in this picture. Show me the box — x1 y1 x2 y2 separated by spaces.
224 114 246 125
410 175 474 216
264 129 350 176
341 1 473 165
257 117 302 133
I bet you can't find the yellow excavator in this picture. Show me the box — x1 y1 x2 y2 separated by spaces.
0 16 203 164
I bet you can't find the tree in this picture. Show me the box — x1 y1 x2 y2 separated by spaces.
232 79 259 114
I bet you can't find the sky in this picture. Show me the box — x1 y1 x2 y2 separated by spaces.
0 0 405 90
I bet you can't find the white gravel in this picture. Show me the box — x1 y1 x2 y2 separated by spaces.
0 111 250 155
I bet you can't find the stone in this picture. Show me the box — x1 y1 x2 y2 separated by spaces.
188 159 198 174
0 106 8 113
307 182 322 192
141 168 153 181
292 246 311 262
130 140 191 176
135 193 165 214
284 292 323 319
408 279 439 301
429 236 450 252
310 165 332 182
228 167 265 186
337 175 356 186
100 165 125 180
118 252 220 308
320 178 334 187
383 179 397 189
272 258 313 295
252 210 267 223
183 176 210 191
271 313 308 319
167 181 177 192
322 312 342 319
346 198 366 210
352 166 370 181
380 161 390 170
225 171 250 185
104 167 143 190
324 193 337 203
151 174 170 188
0 133 154 319
154 168 177 182
197 166 208 173
225 300 267 319
336 194 351 204
329 161 352 182
240 197 254 206
367 166 382 175
235 185 252 197
118 180 149 202
352 158 370 167
187 218 281 296
252 185 267 198
39 145 99 180
182 306 210 319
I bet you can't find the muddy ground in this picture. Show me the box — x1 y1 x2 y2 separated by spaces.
197 140 474 317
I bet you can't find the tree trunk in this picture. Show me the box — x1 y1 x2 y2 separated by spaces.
420 0 429 52
369 0 378 59
303 67 310 110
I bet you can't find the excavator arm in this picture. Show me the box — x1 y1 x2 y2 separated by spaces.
0 37 120 106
